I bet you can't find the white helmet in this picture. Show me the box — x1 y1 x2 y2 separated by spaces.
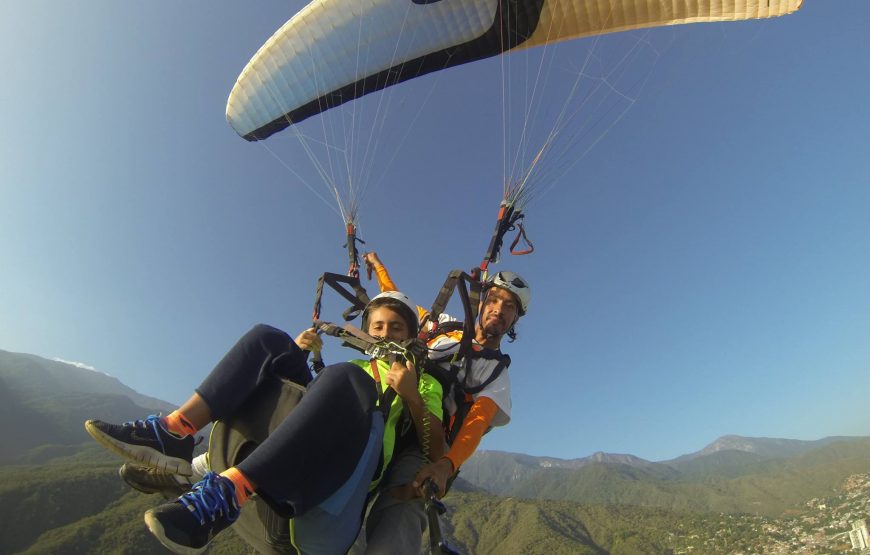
486 271 531 316
363 291 419 336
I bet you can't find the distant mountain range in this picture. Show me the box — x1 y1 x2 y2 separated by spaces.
0 349 175 464
459 435 870 516
463 434 865 478
3 348 870 554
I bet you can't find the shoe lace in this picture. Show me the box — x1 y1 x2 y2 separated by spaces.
123 414 168 452
178 472 240 526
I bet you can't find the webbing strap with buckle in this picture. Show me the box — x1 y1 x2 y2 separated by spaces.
442 351 509 445
421 270 481 365
314 320 380 356
343 222 365 279
312 272 370 323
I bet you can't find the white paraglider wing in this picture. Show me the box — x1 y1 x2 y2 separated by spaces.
226 0 802 141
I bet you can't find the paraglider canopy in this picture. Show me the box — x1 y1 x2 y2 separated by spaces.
226 0 802 141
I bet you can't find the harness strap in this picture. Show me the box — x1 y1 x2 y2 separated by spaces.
461 353 510 395
446 388 473 446
425 320 465 341
424 270 480 329
421 270 481 372
344 222 365 279
425 345 508 385
312 272 370 323
425 343 510 446
315 320 383 357
441 351 507 445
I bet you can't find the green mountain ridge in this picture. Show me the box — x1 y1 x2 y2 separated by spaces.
4 348 870 553
0 349 175 413
0 449 248 555
461 439 870 517
0 450 747 555
7 446 870 554
667 434 867 464
0 350 183 464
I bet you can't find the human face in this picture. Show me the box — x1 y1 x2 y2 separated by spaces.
479 286 520 339
366 306 411 342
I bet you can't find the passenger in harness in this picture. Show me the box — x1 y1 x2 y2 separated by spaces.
84 291 445 555
359 252 531 555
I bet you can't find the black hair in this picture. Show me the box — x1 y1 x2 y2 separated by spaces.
362 297 419 338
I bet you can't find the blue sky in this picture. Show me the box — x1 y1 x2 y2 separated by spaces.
1 1 868 462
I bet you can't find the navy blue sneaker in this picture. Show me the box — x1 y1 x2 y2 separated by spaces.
144 472 240 554
85 415 194 475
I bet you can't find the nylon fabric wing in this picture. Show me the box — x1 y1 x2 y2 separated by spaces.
226 0 802 141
